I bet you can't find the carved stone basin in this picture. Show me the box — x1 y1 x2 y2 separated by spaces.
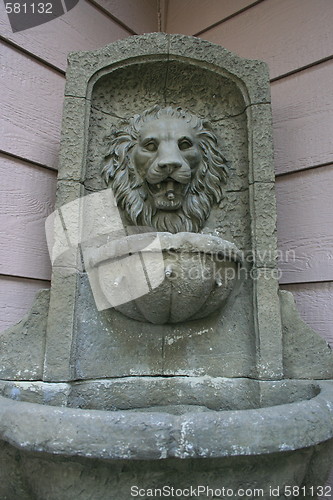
0 378 332 456
1 378 333 499
86 232 242 324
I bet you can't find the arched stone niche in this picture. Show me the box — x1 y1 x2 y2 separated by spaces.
86 60 249 244
44 34 282 382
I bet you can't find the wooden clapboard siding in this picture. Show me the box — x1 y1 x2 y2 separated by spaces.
0 42 65 168
281 282 333 346
276 165 333 284
90 0 158 35
0 0 133 72
271 61 333 175
192 0 333 80
164 0 259 36
0 153 56 281
0 276 49 332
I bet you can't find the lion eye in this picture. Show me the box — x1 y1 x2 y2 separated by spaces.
143 141 157 152
178 139 192 150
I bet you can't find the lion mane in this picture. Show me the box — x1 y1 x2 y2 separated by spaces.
102 106 228 233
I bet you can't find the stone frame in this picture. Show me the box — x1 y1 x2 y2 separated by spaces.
43 33 282 381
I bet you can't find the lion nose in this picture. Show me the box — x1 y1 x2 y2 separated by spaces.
158 161 182 175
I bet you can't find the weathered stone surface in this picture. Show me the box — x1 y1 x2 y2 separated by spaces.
213 188 251 251
0 441 32 500
1 445 326 500
301 439 333 498
73 272 256 379
65 33 271 104
0 376 324 412
0 290 49 380
57 96 88 183
1 379 333 460
250 181 279 268
280 290 333 379
67 376 260 411
0 380 69 406
167 34 271 105
73 272 164 379
65 34 170 98
164 60 245 120
162 281 256 378
91 233 241 324
59 34 277 383
43 268 80 381
0 378 333 499
91 61 170 119
253 273 283 379
54 178 84 209
248 103 275 184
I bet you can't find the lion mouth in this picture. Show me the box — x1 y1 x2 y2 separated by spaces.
147 178 186 211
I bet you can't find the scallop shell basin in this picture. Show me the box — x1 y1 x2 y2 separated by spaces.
88 232 243 324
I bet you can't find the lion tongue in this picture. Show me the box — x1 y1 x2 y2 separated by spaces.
166 180 175 200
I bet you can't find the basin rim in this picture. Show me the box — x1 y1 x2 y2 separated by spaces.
0 379 333 460
88 232 243 268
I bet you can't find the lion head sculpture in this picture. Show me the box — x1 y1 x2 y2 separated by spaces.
102 106 228 233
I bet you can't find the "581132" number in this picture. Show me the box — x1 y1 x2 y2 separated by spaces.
5 3 53 14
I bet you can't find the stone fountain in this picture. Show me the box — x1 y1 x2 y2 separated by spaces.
1 34 333 499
